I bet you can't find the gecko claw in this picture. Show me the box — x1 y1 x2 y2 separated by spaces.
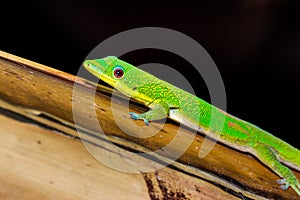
129 112 150 126
129 112 139 120
144 119 149 126
280 184 289 191
276 179 286 184
277 179 289 190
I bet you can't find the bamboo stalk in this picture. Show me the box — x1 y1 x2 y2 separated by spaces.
0 50 298 199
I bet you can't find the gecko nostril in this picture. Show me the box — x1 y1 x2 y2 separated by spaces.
132 87 137 90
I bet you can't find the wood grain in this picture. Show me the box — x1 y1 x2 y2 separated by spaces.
0 50 299 199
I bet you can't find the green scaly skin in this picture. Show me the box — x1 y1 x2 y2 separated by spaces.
83 56 300 195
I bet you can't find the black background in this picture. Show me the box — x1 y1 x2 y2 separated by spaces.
1 1 300 148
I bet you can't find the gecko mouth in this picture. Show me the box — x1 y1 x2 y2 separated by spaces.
83 56 119 88
83 60 106 74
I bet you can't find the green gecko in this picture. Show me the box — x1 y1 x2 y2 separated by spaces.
83 56 300 195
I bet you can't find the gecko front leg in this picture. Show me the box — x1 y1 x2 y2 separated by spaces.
253 143 300 195
129 100 170 125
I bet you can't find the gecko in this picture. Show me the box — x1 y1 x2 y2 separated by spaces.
83 56 300 195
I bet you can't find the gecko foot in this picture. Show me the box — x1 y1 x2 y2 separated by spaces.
129 112 149 126
277 178 300 195
277 179 289 190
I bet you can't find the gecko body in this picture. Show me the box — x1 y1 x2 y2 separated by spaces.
83 56 300 195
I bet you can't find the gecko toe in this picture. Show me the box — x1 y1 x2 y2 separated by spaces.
280 184 289 190
129 112 150 125
277 179 289 190
144 119 150 126
129 112 139 120
277 179 286 185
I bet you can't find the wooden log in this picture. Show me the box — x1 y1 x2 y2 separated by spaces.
0 50 299 199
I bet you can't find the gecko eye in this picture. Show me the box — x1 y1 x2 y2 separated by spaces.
113 66 125 79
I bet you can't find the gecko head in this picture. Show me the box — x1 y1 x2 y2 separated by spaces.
83 56 122 87
84 56 154 99
83 56 117 76
83 56 138 90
